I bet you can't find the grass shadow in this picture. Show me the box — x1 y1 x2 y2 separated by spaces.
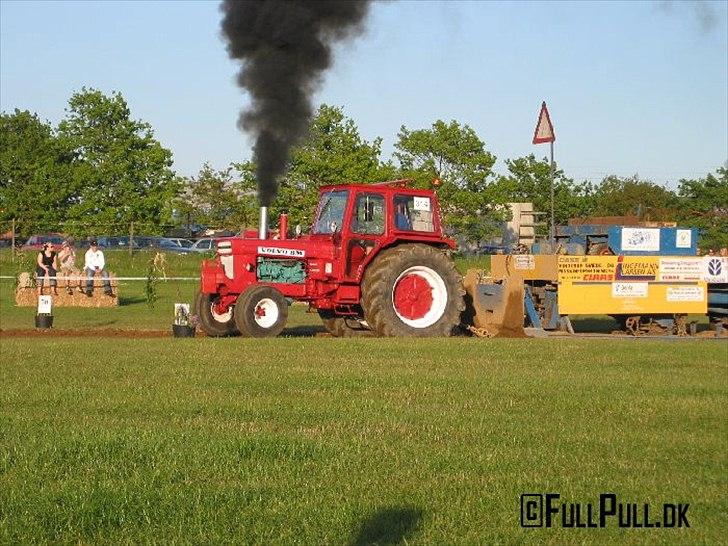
118 295 147 306
282 324 327 337
350 506 424 546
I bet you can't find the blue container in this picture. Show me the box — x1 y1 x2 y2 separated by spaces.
607 227 698 256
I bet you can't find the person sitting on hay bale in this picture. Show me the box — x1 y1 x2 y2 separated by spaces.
84 240 115 298
36 242 59 296
58 240 84 295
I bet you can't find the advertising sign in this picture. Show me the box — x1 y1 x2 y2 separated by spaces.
659 258 703 282
557 256 707 315
514 255 535 270
703 257 727 284
675 229 692 248
621 228 661 252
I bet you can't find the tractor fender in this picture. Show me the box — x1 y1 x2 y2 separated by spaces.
200 259 226 294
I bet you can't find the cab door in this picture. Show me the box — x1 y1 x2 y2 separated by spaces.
345 191 386 278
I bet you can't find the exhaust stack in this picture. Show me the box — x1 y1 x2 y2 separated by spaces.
258 206 268 240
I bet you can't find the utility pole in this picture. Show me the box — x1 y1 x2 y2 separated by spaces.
129 221 134 257
550 140 555 245
532 101 557 247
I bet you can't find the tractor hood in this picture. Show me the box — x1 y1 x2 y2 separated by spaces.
217 236 337 261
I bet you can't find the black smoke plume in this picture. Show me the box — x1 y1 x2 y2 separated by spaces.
220 0 372 206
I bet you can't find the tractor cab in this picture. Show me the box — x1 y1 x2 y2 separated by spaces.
311 180 453 281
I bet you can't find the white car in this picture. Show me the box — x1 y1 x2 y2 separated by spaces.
189 238 216 252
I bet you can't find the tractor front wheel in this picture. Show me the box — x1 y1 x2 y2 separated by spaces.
362 244 465 337
234 286 288 338
194 291 239 337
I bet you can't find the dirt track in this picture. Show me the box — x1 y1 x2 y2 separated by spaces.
0 328 173 338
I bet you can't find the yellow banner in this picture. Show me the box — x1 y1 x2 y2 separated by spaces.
557 256 707 315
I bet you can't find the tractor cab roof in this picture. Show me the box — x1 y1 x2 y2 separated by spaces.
318 179 435 196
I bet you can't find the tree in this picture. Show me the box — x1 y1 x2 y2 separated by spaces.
175 163 257 231
393 120 504 243
676 168 728 250
237 104 395 228
494 154 595 233
590 175 678 220
0 110 75 236
57 88 177 234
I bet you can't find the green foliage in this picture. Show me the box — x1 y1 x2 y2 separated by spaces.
174 163 257 231
0 110 76 236
144 253 168 309
676 168 728 250
494 154 595 234
590 174 679 220
394 120 505 243
57 89 177 235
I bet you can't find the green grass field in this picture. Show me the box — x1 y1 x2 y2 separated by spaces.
1 250 726 544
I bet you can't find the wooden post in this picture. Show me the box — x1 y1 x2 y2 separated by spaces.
129 221 134 256
11 218 15 263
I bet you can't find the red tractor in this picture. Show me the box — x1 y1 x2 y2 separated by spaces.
196 180 465 337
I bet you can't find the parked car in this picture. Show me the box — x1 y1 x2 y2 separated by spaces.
189 238 216 253
96 236 145 251
163 237 193 249
21 234 65 251
155 238 194 254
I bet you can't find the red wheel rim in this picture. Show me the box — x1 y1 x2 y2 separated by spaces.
393 273 433 320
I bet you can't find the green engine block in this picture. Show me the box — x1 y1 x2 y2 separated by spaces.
256 258 306 284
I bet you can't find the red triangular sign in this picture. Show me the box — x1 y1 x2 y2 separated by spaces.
533 101 555 144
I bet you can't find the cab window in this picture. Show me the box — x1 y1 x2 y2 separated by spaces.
313 190 349 234
351 193 385 235
394 194 434 232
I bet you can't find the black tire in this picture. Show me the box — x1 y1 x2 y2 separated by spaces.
361 244 464 337
318 310 373 337
194 291 238 337
234 286 288 338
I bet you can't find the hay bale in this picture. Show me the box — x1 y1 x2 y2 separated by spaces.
15 271 119 308
17 272 32 288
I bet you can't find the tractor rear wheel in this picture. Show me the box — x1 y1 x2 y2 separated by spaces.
194 291 238 337
318 310 373 337
361 244 465 337
234 285 288 338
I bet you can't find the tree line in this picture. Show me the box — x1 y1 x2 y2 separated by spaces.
1 89 726 249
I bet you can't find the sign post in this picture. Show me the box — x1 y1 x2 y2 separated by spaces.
35 295 54 329
532 102 556 245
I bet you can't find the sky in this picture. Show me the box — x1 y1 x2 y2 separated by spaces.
1 0 726 187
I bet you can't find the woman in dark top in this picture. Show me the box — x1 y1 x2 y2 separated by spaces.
36 242 59 296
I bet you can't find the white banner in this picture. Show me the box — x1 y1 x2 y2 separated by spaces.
611 282 648 298
514 255 535 270
659 258 703 282
621 228 660 252
666 286 705 302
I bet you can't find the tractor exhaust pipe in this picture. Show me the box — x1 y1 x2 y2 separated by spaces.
258 206 268 240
